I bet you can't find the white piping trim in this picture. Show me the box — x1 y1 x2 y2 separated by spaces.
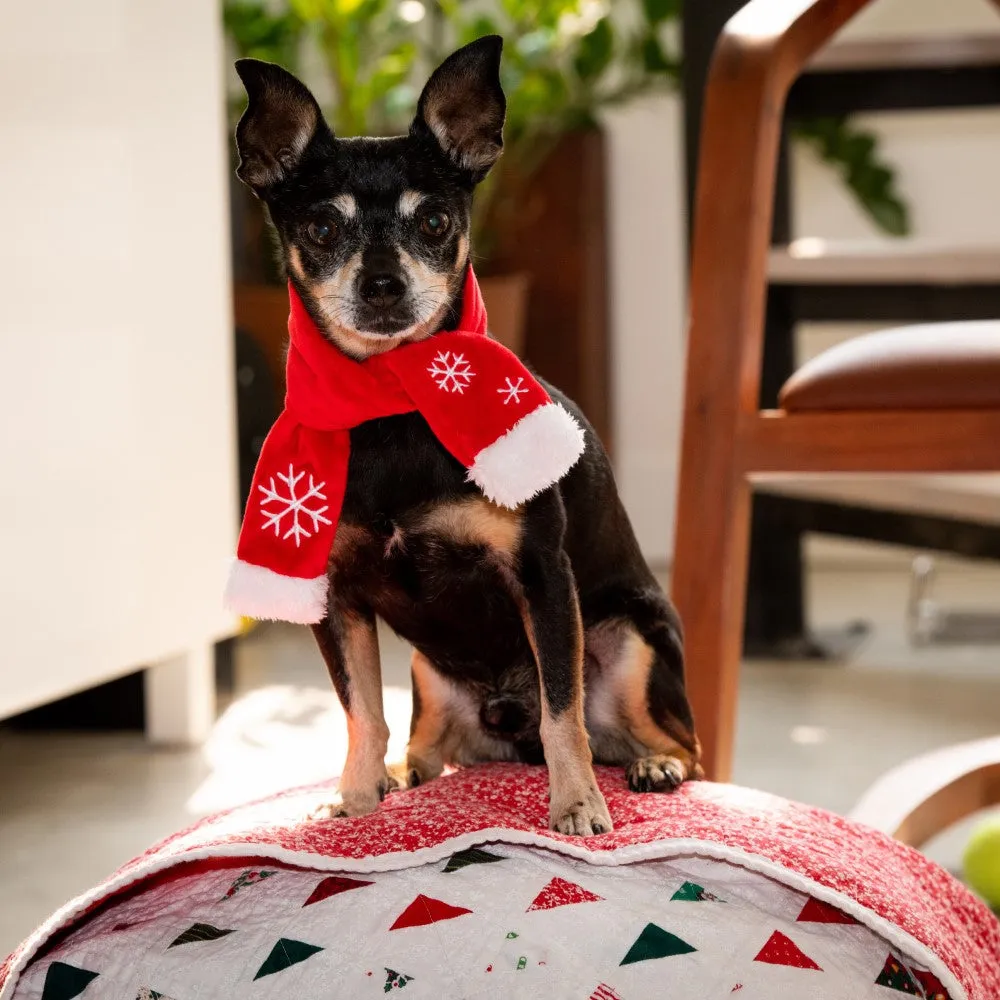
223 558 327 625
467 402 585 509
0 825 966 999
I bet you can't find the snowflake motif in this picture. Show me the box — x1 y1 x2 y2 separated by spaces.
497 376 528 405
258 465 332 547
427 351 475 393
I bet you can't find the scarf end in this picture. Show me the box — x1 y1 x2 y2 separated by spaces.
224 558 328 625
467 402 586 509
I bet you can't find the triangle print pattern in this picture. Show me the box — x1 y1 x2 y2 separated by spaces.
41 963 99 1000
796 896 858 924
590 984 623 1000
620 923 696 965
443 847 506 873
136 991 176 1000
303 875 374 906
384 968 413 991
874 954 922 994
527 877 603 911
914 969 951 1000
753 931 822 970
254 938 324 980
389 894 473 930
221 868 276 901
168 923 235 947
670 881 722 902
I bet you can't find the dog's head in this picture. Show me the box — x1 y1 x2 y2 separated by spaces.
234 37 505 359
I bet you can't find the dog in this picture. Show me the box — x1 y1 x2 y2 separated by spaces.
233 35 702 836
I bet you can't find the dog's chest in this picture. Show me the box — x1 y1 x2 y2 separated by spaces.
330 413 527 665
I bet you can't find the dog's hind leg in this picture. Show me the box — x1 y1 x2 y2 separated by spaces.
388 649 449 789
585 595 703 792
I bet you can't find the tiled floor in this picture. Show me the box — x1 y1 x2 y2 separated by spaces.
2 557 999 957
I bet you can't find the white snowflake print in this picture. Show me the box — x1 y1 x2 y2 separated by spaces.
427 350 475 393
497 376 529 405
258 464 332 547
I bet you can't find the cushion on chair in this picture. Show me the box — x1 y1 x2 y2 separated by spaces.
779 321 1000 412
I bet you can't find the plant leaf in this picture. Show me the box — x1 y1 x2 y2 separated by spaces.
640 32 676 75
642 0 681 24
573 16 614 82
792 117 911 236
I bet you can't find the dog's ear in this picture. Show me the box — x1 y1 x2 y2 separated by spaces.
234 59 329 196
411 35 506 181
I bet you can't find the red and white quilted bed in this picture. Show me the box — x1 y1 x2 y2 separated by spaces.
3 765 998 999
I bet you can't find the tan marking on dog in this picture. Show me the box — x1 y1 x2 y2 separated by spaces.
392 649 518 787
314 613 391 818
398 190 424 217
305 248 463 359
395 248 457 339
333 193 358 219
613 627 700 780
416 498 522 553
287 244 306 280
401 650 449 785
540 710 612 836
310 254 409 358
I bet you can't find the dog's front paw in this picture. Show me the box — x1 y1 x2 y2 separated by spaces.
309 775 398 821
549 785 613 836
626 754 686 793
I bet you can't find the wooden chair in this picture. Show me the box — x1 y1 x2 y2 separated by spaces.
673 0 1000 783
850 736 1000 848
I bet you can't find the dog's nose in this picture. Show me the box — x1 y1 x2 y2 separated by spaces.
358 272 406 309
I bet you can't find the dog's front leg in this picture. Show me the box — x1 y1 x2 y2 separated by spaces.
521 495 613 836
310 610 393 818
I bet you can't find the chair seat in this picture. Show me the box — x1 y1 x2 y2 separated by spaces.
779 321 1000 411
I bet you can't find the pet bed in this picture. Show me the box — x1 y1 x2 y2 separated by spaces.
3 765 998 999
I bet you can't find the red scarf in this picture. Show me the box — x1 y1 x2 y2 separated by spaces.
225 268 585 624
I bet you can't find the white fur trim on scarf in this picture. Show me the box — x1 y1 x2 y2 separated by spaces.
467 402 586 508
224 559 328 625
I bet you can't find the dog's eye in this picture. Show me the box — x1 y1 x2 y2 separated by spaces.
307 220 336 245
420 211 450 238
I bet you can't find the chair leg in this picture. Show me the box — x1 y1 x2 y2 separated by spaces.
672 470 752 783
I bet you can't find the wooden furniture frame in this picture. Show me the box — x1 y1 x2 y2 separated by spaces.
683 1 1000 655
673 0 1000 781
851 736 1000 848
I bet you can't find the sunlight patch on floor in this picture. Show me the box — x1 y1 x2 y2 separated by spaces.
186 683 413 814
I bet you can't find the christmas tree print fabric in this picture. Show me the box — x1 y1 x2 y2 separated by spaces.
4 849 967 998
2 765 997 998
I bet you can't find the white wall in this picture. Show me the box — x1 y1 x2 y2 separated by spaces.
605 95 687 566
0 0 238 718
608 0 1000 565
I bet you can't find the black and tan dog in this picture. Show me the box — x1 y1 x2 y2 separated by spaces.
234 36 701 836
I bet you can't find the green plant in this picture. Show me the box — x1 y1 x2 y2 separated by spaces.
792 116 909 236
223 0 911 258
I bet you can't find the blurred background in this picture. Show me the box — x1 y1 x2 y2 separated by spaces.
2 0 1000 955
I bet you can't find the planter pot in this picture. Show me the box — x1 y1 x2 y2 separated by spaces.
233 282 291 391
479 272 530 356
